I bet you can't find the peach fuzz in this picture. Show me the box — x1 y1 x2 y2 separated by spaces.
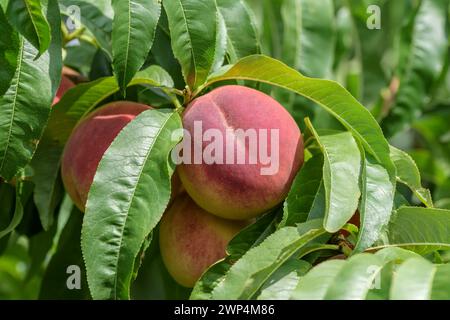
178 85 304 220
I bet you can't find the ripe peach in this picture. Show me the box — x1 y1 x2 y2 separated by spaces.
159 194 248 288
178 85 304 220
61 101 151 211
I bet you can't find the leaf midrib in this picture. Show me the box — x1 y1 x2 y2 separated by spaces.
0 37 25 175
112 112 172 299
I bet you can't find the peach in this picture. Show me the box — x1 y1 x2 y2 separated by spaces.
61 101 151 211
159 194 248 287
178 85 304 220
53 75 75 105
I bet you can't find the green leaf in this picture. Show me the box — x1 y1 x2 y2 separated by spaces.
381 0 449 136
211 220 327 300
228 211 280 258
306 122 361 232
429 264 450 300
0 180 33 239
111 0 161 92
390 258 450 300
26 222 57 281
0 0 61 181
303 254 383 300
292 247 419 300
5 0 51 55
0 39 52 180
354 154 394 253
257 259 311 300
163 0 226 88
0 181 16 241
216 0 260 62
30 66 174 229
30 138 63 231
200 55 396 181
82 110 182 300
390 145 433 207
376 207 450 255
190 211 279 300
281 155 324 227
291 259 346 300
29 0 63 230
39 207 90 299
281 0 335 78
0 9 20 96
60 0 113 59
190 259 232 300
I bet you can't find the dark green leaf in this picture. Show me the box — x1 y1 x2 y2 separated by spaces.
281 155 324 227
0 0 61 181
39 208 90 299
6 0 51 55
163 0 226 88
0 9 20 96
112 0 161 92
0 180 33 239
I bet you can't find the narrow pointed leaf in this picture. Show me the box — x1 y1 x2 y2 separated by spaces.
306 122 361 232
30 0 63 230
390 145 433 207
82 110 183 300
39 207 91 299
354 154 394 253
281 155 324 227
0 9 20 96
375 207 450 254
112 0 161 92
389 258 450 300
0 0 61 180
163 0 226 88
6 0 51 55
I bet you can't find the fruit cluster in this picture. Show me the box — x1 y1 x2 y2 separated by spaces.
60 83 304 287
